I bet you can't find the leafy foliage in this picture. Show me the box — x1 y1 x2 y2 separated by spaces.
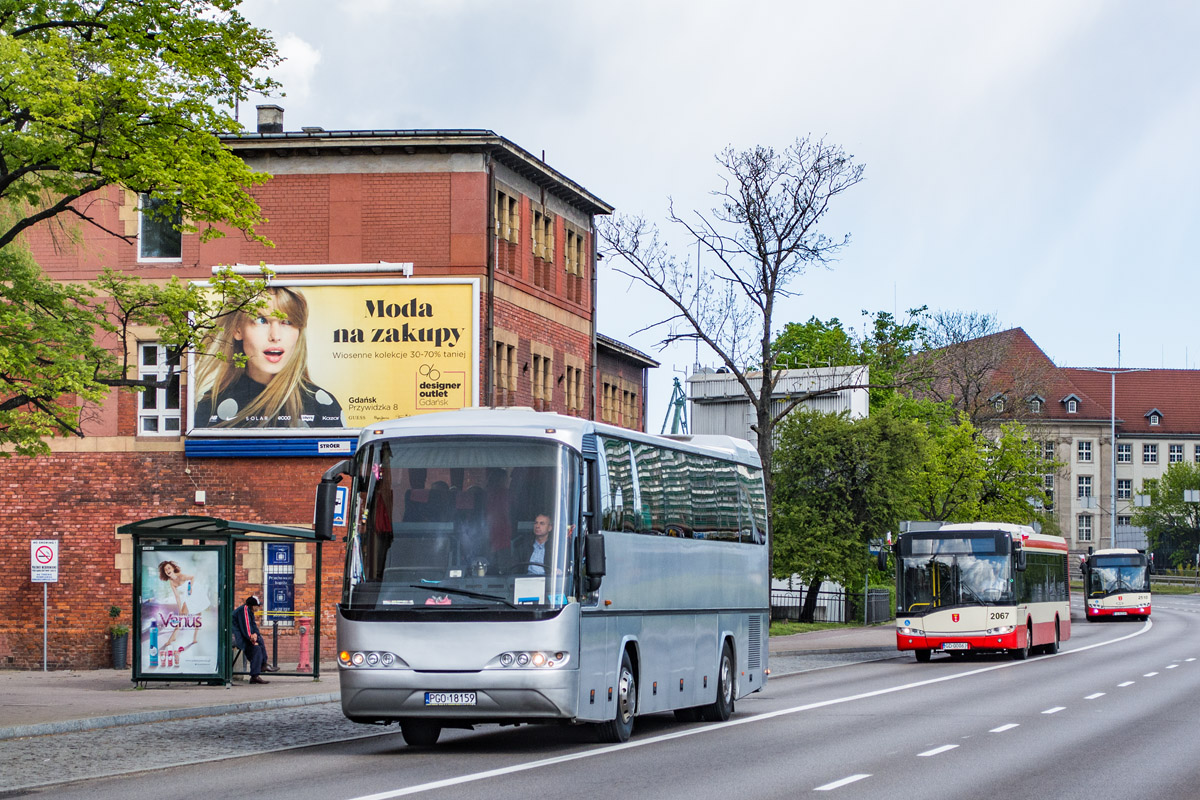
1131 462 1200 568
0 0 279 249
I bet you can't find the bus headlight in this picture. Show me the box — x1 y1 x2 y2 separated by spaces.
338 650 407 669
986 625 1015 635
898 625 922 635
492 651 571 669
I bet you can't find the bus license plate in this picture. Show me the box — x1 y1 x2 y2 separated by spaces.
1113 612 1127 616
424 692 476 706
941 642 969 651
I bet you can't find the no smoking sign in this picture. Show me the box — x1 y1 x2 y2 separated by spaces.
31 539 58 583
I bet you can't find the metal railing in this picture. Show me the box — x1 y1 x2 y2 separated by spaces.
771 588 893 625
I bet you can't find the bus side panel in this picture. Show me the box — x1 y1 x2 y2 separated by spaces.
577 612 612 723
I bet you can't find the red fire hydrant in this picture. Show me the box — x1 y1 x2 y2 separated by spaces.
297 617 312 672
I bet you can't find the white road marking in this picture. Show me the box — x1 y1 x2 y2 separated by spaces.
815 774 872 791
1042 706 1066 714
344 620 1152 800
1118 681 1134 687
1166 664 1179 669
1085 693 1105 700
1144 672 1159 677
918 745 958 757
989 723 1019 733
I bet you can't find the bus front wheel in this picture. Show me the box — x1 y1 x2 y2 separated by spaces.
700 642 735 722
597 652 636 743
400 720 441 747
1012 624 1032 660
915 649 931 663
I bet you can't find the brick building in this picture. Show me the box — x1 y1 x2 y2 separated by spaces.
927 328 1200 565
1 107 655 670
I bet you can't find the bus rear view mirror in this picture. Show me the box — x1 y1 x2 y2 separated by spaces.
877 547 889 572
315 459 352 540
1013 543 1027 572
584 533 606 592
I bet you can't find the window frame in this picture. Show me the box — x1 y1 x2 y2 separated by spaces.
137 194 183 262
137 342 181 436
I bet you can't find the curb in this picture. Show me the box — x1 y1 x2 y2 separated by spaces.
770 647 898 658
0 691 339 741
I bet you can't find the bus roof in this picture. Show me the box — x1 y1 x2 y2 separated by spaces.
1089 548 1143 557
358 407 762 467
905 521 1068 551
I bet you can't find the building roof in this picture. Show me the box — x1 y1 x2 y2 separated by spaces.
597 333 660 368
219 127 614 216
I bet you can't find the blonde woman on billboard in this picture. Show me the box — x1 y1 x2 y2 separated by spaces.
157 558 210 647
193 287 346 429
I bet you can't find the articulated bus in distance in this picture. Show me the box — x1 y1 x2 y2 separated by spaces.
313 408 769 746
886 522 1071 662
1081 548 1151 621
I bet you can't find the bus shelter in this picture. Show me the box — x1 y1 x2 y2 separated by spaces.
117 515 326 686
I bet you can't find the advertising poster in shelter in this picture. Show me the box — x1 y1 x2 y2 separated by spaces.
187 279 480 435
138 548 221 676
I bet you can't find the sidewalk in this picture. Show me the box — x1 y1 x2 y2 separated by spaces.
1 625 897 740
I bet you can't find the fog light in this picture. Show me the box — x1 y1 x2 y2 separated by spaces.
380 652 396 667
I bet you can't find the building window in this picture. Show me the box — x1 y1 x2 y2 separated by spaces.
139 343 180 434
139 194 182 261
1042 441 1055 461
1149 413 1160 426
992 395 1005 413
1067 399 1078 414
1077 476 1092 499
492 340 516 405
1029 397 1042 414
1117 443 1132 463
532 352 552 411
563 226 586 305
1117 515 1132 528
494 187 520 245
565 365 584 415
1169 444 1184 463
1077 514 1093 542
1195 444 1200 464
1117 479 1132 500
1144 444 1158 464
1077 441 1092 463
530 206 555 292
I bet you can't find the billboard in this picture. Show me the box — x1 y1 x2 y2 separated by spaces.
187 279 479 435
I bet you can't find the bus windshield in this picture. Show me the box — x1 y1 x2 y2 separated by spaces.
899 535 1013 612
1088 556 1149 596
344 437 579 612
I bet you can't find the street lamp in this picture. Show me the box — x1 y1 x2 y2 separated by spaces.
1083 367 1145 550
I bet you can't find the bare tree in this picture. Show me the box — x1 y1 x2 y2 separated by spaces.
598 137 866 507
909 313 1058 427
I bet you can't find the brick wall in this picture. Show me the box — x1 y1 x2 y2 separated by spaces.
0 451 345 670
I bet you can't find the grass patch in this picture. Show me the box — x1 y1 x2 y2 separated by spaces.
769 621 847 637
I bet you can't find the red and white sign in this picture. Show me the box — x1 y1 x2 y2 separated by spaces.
31 539 59 583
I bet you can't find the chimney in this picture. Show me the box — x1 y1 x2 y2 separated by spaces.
256 104 284 133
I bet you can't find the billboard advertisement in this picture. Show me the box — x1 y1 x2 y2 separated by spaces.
137 547 222 678
187 279 479 435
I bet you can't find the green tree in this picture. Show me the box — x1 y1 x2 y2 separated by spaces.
0 1 281 454
771 403 925 619
1131 463 1200 568
0 0 278 249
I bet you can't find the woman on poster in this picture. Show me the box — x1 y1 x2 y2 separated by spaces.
157 558 211 648
193 286 346 429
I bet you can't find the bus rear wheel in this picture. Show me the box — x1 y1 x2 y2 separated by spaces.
597 651 636 743
700 642 735 721
400 721 442 747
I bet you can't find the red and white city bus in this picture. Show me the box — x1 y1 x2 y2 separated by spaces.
1081 548 1151 621
887 522 1071 662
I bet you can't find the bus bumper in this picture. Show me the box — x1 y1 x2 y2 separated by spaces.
895 629 1019 654
1086 606 1150 618
339 666 580 724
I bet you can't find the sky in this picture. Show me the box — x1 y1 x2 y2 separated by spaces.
237 0 1200 426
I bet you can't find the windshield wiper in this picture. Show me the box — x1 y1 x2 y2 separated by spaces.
408 584 519 609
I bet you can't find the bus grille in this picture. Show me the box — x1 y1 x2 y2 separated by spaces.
748 614 762 670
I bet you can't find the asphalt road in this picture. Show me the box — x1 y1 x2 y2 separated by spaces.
9 596 1200 799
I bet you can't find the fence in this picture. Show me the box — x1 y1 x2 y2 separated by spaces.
770 588 893 625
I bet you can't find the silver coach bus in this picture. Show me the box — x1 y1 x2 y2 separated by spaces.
314 408 769 746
